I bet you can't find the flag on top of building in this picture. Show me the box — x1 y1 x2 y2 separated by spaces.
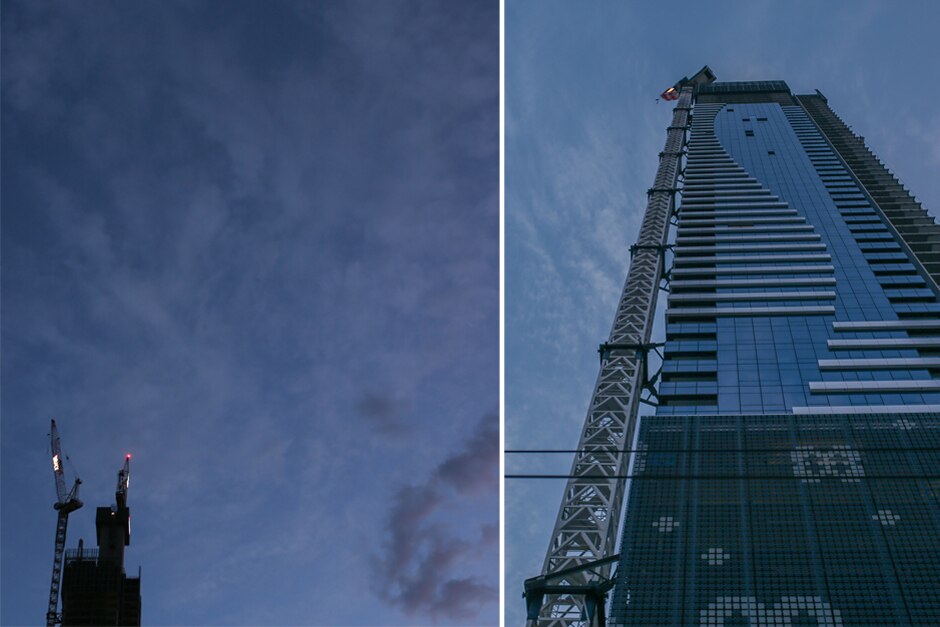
660 86 679 100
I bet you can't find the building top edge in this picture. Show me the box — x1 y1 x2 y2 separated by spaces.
698 80 791 95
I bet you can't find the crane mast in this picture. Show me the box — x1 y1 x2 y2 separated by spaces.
530 84 696 626
47 419 83 627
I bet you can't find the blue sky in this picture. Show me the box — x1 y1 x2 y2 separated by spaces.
505 1 940 625
1 2 497 625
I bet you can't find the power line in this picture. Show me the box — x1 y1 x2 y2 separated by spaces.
505 446 940 454
506 473 940 480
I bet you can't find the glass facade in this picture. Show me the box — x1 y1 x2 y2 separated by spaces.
610 82 940 625
611 413 940 626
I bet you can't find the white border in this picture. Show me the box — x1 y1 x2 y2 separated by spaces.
499 0 506 624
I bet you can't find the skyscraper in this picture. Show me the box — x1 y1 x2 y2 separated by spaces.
528 70 940 626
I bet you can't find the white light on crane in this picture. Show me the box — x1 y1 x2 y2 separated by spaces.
52 454 60 472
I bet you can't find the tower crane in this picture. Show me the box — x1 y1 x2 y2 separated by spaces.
46 419 83 627
107 452 133 550
117 453 130 510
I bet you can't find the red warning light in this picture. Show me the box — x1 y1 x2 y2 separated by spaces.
126 453 132 459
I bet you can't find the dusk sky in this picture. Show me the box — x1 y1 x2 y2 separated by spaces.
505 1 940 625
6 1 940 626
1 2 497 625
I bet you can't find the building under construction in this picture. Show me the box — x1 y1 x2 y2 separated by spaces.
47 422 140 627
60 455 140 626
61 548 141 626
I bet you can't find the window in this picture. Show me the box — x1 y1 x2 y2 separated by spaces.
745 130 754 137
757 117 768 121
768 150 776 155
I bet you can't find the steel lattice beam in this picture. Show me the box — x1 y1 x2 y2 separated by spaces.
47 512 69 626
532 88 692 627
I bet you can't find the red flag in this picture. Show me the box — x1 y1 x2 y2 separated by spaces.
660 87 679 101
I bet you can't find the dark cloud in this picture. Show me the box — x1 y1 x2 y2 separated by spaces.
438 412 499 494
356 391 413 436
373 412 498 622
432 578 500 621
383 485 445 568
